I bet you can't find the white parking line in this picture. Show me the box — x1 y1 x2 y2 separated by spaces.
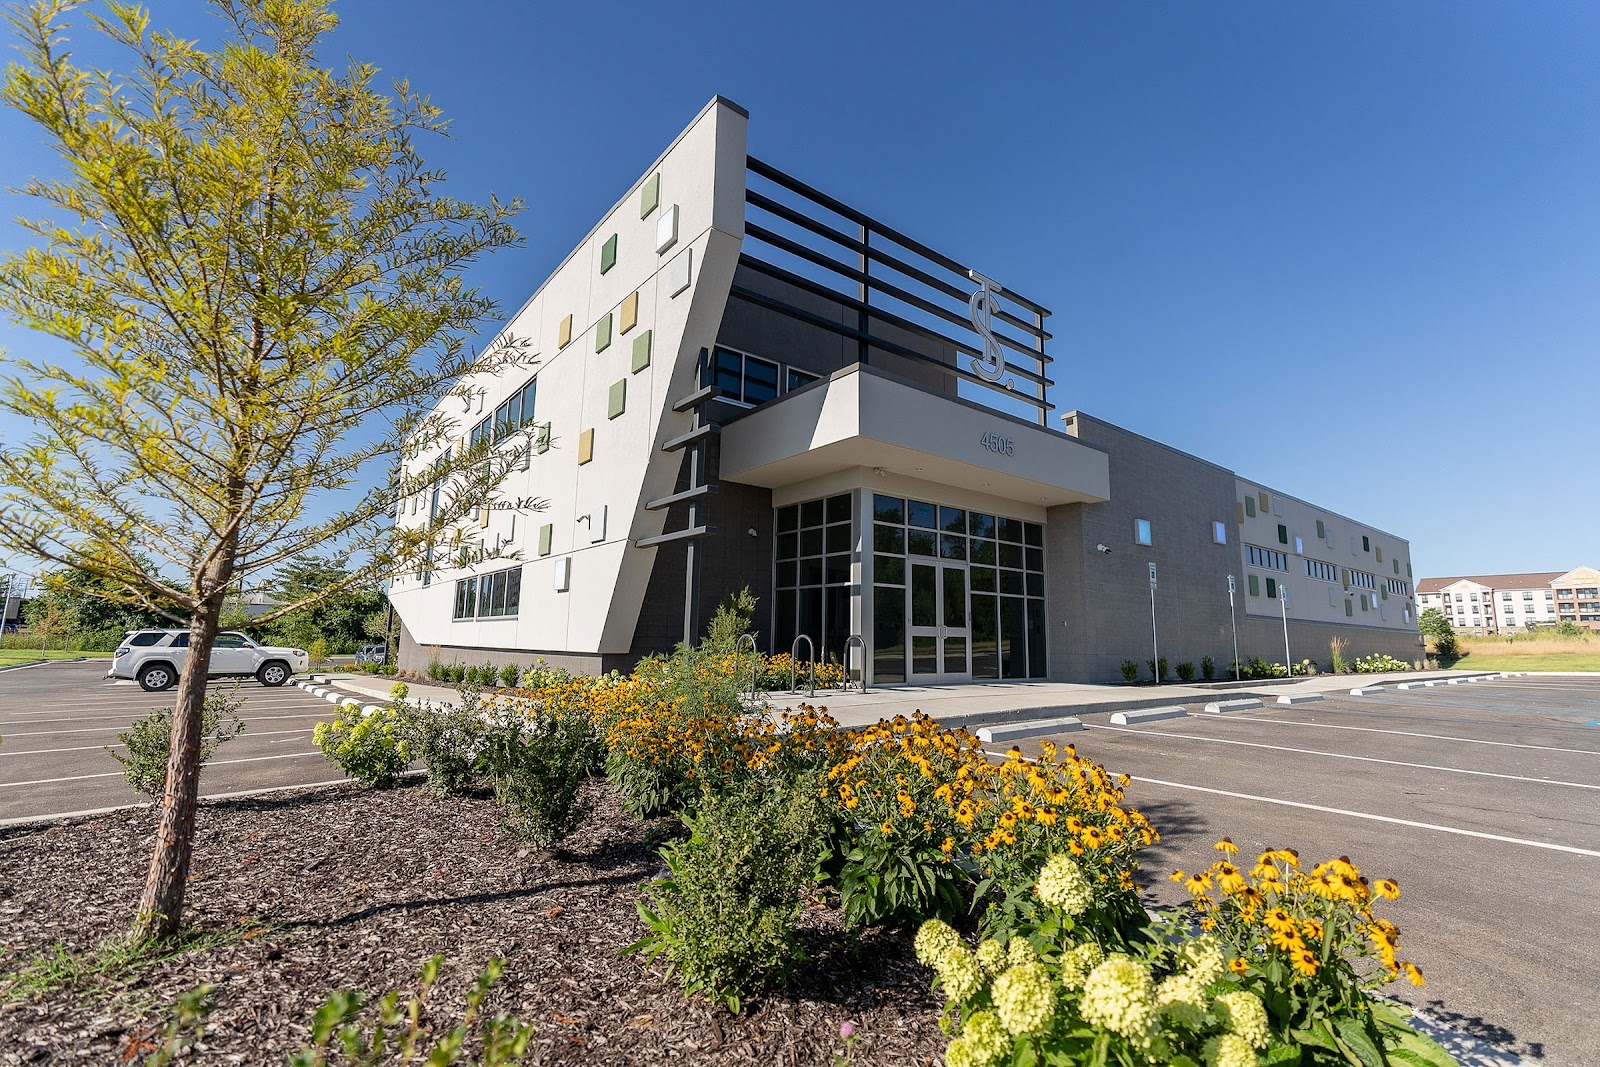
0 750 326 789
1127 775 1600 859
0 695 320 726
1218 715 1600 756
1083 723 1600 790
0 710 339 738
0 728 315 758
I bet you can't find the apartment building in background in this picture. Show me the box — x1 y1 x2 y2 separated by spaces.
1416 565 1600 633
387 97 1422 684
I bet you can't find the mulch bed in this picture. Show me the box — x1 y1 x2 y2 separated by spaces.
0 780 947 1065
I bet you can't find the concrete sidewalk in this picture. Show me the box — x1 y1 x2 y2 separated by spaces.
307 667 1505 730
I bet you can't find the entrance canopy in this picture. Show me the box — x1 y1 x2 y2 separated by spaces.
719 364 1110 505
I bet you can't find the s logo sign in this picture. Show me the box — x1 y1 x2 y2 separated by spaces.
967 269 1014 390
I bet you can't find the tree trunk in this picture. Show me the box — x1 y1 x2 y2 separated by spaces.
129 577 229 943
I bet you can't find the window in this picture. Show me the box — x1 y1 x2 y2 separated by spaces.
1212 521 1227 545
778 493 855 670
786 368 819 391
1454 594 1463 603
1305 559 1338 582
452 565 523 620
1245 545 1289 571
129 631 165 647
708 347 813 407
1134 518 1152 546
1348 570 1377 591
214 633 248 648
470 377 538 448
1470 592 1479 601
1385 579 1411 596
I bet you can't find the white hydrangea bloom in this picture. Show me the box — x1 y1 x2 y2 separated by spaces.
1179 935 1226 987
1205 1031 1258 1067
1079 953 1157 1047
1215 990 1270 1049
992 961 1057 1036
1156 971 1207 1029
1036 853 1094 915
1059 941 1106 990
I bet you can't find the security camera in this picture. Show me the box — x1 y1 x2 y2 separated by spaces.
1096 543 1111 555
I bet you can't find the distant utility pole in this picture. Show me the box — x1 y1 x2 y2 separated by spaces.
1149 562 1160 683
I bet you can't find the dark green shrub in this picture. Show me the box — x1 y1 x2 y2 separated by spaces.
498 663 520 689
1119 659 1139 683
108 689 246 797
1175 660 1196 682
403 694 485 796
628 784 828 1012
1147 657 1168 682
1200 655 1216 680
484 706 601 849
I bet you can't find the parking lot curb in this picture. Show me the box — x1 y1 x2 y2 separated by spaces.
1202 698 1262 713
1348 685 1385 695
1109 706 1187 726
1276 693 1324 705
976 717 1083 743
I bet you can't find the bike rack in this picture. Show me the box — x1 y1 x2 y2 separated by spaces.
843 634 868 693
789 634 816 698
736 632 760 703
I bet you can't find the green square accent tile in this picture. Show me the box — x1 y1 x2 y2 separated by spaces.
1316 519 1326 538
1248 575 1259 597
535 423 551 454
600 234 618 274
1345 600 1353 617
595 312 612 353
640 173 660 218
538 524 552 557
1244 496 1256 517
631 329 652 373
607 379 626 420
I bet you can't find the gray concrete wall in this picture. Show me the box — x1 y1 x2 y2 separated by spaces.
1047 414 1422 683
396 617 617 677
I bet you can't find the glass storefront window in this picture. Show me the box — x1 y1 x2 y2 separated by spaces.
773 493 855 667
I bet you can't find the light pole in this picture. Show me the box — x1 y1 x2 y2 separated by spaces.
1148 562 1160 684
1228 574 1240 680
1280 585 1292 675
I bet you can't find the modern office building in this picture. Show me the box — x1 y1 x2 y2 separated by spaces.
388 97 1422 684
1417 566 1600 633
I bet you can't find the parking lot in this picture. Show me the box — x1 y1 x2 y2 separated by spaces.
989 675 1600 1067
0 659 345 824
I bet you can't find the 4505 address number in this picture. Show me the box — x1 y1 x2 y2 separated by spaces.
980 432 1014 456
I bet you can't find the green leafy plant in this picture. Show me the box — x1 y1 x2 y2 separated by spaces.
702 584 757 655
1119 659 1140 683
482 705 600 849
628 785 827 1012
1200 655 1216 681
313 700 410 787
498 663 520 688
1175 661 1195 682
108 689 246 798
1147 657 1168 683
1353 652 1410 673
402 692 486 796
307 637 330 668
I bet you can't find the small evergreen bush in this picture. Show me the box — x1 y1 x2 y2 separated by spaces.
628 784 828 1012
1175 660 1195 682
1118 659 1139 683
1147 656 1168 683
1200 654 1216 680
498 663 520 688
484 706 601 849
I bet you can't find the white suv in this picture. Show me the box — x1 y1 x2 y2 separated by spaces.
108 630 310 692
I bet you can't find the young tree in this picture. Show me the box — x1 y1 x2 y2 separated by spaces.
0 0 528 941
1417 608 1458 660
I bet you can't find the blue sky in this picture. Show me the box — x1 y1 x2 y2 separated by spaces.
2 0 1596 579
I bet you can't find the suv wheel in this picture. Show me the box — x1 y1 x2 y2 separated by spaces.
137 664 177 692
257 660 290 687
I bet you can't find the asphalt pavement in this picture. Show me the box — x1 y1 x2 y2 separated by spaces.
0 659 345 824
986 675 1600 1067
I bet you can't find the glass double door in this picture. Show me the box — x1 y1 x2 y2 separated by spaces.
909 561 970 682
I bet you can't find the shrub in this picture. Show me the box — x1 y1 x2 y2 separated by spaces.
1146 657 1167 683
483 703 600 849
1173 842 1449 1064
702 584 757 655
629 784 828 1012
972 742 1155 951
1200 655 1215 681
1119 660 1139 683
1175 661 1195 682
1329 635 1349 674
403 692 487 797
1353 652 1410 674
307 637 330 668
1231 656 1288 680
313 700 410 787
107 690 246 798
498 663 520 689
426 656 445 681
828 712 987 929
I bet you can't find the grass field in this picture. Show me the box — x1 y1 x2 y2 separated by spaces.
0 649 114 668
1448 633 1600 673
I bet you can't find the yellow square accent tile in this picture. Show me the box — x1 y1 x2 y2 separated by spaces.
558 313 573 348
620 290 639 334
577 428 594 465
